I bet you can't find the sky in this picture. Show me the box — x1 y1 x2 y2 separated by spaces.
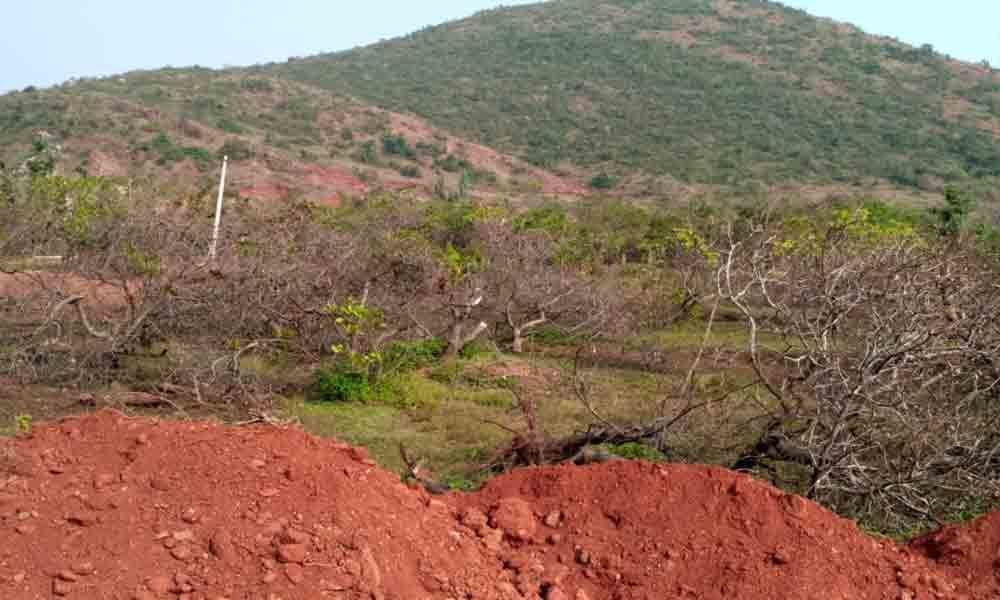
782 0 999 66
1 0 998 94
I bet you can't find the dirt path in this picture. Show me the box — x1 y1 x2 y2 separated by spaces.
0 411 995 599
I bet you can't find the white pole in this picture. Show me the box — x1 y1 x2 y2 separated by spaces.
209 155 228 262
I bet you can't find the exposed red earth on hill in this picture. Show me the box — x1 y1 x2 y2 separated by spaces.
0 411 996 599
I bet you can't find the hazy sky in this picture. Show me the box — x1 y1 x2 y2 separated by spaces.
2 1 997 93
783 0 999 65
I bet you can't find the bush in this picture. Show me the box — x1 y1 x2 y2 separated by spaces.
589 172 618 190
398 165 422 178
218 138 254 162
355 141 378 165
311 367 372 403
240 78 273 93
459 338 498 360
382 134 416 159
381 338 447 373
608 442 669 462
435 154 472 173
217 118 244 134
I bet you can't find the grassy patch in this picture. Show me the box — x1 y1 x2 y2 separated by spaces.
288 382 510 487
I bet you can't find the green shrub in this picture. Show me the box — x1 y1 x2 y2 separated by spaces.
241 78 274 93
458 339 497 360
435 154 472 173
513 205 568 233
608 442 668 462
589 172 618 190
530 325 578 346
218 138 254 161
398 164 422 178
311 367 372 403
217 118 244 134
382 338 447 373
355 140 378 165
382 134 416 159
146 133 214 169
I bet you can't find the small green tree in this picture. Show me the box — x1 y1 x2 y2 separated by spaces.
932 186 975 238
355 141 378 165
458 169 473 198
24 138 57 178
589 172 618 190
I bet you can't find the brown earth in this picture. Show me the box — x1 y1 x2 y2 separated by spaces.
0 271 127 314
0 411 997 599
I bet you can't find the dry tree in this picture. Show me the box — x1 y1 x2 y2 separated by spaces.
718 211 1000 528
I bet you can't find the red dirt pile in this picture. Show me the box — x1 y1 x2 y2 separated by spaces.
0 412 995 600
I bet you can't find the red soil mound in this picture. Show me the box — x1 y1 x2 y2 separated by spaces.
459 463 987 600
0 412 994 600
912 512 1000 597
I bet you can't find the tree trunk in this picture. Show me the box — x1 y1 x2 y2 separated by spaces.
511 327 525 354
446 320 488 357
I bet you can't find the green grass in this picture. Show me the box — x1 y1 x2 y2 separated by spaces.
627 319 787 352
288 349 767 483
288 387 511 488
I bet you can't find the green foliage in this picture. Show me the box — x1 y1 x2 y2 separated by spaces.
381 133 416 159
24 139 57 177
416 140 444 157
355 140 378 165
441 243 482 281
146 133 214 170
513 204 568 234
14 414 32 435
931 186 975 238
275 0 1000 186
240 77 274 93
458 338 498 361
218 138 254 162
123 242 161 277
589 172 618 190
974 223 1000 260
217 118 245 134
311 366 373 403
607 442 669 462
398 164 422 178
435 154 472 173
381 338 447 373
19 174 124 248
529 325 580 346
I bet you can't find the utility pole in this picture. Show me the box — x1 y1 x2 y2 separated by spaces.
209 155 228 262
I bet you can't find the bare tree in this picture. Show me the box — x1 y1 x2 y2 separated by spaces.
718 212 1000 528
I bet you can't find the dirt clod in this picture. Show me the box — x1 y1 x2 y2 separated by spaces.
276 543 307 564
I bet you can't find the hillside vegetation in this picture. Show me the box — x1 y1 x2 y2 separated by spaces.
276 0 1000 189
3 0 999 197
0 68 583 203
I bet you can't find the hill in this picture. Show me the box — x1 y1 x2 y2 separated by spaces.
0 69 585 204
2 0 999 201
274 0 1000 191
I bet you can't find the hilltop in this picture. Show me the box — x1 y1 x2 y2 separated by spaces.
276 0 1000 192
